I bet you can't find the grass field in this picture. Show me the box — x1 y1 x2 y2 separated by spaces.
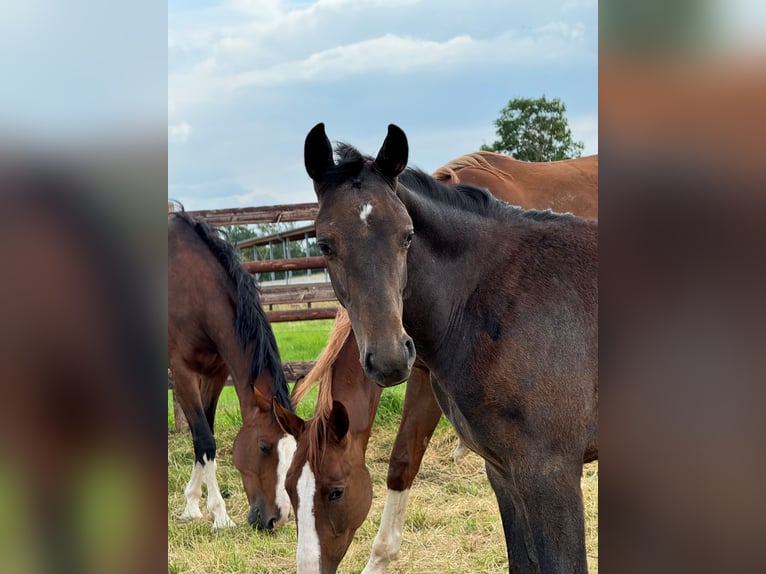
168 319 598 573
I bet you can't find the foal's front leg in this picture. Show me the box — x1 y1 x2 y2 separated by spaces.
363 364 443 574
486 456 587 574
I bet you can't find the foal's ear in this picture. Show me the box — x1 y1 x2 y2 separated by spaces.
304 122 335 182
373 124 408 180
273 397 306 438
328 400 350 443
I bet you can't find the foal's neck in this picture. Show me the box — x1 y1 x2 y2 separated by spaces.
395 183 518 368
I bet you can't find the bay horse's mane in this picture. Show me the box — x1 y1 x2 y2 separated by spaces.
291 308 353 467
431 151 513 184
333 143 573 223
169 204 292 412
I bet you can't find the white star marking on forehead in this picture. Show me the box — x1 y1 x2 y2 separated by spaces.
360 203 373 224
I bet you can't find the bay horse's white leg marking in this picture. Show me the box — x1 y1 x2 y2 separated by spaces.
362 488 411 574
296 462 321 574
202 455 236 530
275 433 297 528
180 461 204 521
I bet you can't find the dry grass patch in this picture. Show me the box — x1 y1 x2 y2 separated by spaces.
169 398 598 573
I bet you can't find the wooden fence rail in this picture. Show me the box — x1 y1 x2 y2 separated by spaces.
187 203 319 226
243 256 326 274
259 282 337 306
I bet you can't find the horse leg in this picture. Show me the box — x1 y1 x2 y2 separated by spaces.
199 369 235 530
486 458 587 574
170 365 208 522
451 437 468 461
200 367 227 434
172 364 234 530
362 365 443 574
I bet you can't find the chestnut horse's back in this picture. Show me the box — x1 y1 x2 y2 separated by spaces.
434 151 598 219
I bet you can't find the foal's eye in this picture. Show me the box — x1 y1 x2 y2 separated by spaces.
317 241 334 257
404 230 414 248
259 442 272 455
328 487 344 502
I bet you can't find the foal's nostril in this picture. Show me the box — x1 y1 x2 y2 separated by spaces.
403 335 415 361
364 351 376 374
267 517 277 531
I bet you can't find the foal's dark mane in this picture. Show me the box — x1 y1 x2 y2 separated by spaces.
170 205 292 411
332 143 575 222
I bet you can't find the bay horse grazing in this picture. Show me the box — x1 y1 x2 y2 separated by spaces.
168 207 296 531
273 310 381 574
304 124 598 572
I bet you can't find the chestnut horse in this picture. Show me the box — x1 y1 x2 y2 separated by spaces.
274 149 597 572
274 310 381 574
168 208 296 531
303 124 598 573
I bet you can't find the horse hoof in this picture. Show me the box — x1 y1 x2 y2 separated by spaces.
179 509 203 522
212 517 236 531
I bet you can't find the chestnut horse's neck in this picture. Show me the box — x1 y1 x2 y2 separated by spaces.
330 330 382 445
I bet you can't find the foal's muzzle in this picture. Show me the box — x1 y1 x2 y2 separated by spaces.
363 334 416 388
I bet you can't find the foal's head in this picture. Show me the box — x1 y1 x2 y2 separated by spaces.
232 385 296 531
304 122 416 387
274 399 373 574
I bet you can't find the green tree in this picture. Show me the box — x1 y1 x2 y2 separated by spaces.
222 225 257 245
481 96 585 161
221 225 258 261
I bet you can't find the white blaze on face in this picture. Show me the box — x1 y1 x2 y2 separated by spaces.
360 202 373 224
275 433 297 527
296 462 321 574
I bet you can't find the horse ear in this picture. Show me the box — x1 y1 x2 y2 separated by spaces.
252 386 272 412
328 400 350 442
373 124 408 180
273 396 306 438
304 122 334 182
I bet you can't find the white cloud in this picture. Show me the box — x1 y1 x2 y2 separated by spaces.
169 122 192 144
227 33 476 89
169 22 589 115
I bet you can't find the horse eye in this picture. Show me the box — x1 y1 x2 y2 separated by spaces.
317 241 334 257
259 442 272 454
328 487 344 501
404 230 414 248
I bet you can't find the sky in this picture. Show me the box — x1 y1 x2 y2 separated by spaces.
168 0 598 211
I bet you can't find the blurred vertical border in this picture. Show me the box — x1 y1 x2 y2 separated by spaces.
600 0 766 573
0 1 167 573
